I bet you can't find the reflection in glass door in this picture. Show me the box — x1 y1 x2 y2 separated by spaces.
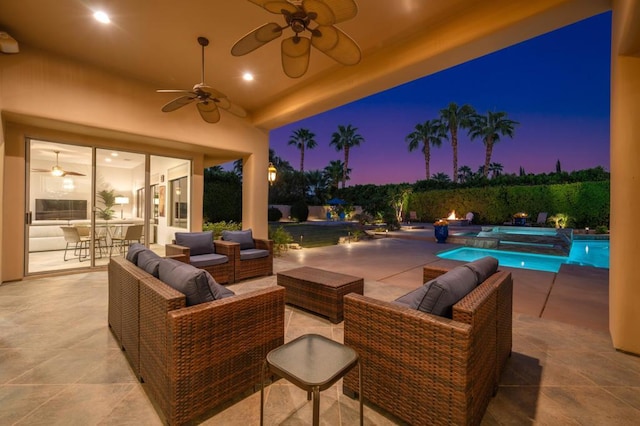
26 140 93 274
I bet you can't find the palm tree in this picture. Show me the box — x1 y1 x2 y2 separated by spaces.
305 169 329 203
329 124 364 188
489 162 504 178
468 111 519 178
431 172 451 183
457 165 473 183
439 102 476 183
405 119 445 180
323 160 350 191
287 128 317 173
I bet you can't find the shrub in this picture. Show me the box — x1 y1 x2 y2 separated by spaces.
269 225 293 257
268 207 283 222
595 225 609 234
290 200 309 222
202 221 242 239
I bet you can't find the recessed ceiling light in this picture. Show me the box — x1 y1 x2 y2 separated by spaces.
242 72 254 81
111 152 118 157
93 11 111 24
105 157 112 163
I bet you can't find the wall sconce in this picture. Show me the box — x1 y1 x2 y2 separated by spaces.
115 196 129 219
175 186 182 196
268 162 277 185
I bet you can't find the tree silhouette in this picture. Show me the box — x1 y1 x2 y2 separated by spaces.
439 102 476 183
405 119 445 180
288 128 317 173
330 124 364 189
468 111 518 178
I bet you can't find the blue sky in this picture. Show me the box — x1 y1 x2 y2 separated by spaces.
268 11 611 185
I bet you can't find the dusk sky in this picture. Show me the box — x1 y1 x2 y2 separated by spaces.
268 11 611 186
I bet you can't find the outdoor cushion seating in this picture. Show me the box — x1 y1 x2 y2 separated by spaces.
165 231 234 284
221 229 273 282
108 247 285 426
343 256 512 425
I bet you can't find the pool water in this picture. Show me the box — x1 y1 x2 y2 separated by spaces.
437 240 609 273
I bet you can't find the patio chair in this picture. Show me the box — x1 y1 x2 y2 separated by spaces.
532 212 548 227
465 211 474 223
110 224 143 257
165 231 235 284
61 226 90 261
407 211 418 223
221 229 273 282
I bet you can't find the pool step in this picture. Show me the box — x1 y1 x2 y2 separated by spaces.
493 231 572 256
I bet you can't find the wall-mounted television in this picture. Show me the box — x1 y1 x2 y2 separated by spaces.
35 199 88 220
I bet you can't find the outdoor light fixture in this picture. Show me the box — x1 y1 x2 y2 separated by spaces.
115 196 129 219
268 162 277 185
175 186 181 196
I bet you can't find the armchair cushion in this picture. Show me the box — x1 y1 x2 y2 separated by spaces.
239 248 269 261
175 231 215 256
190 253 229 268
466 256 499 283
415 265 478 318
126 243 147 264
158 258 234 306
137 249 162 277
222 229 255 250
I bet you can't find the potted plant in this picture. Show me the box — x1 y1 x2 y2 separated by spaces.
433 219 449 243
513 212 528 226
97 189 117 220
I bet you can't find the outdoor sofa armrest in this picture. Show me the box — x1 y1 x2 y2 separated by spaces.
423 264 451 282
213 239 237 257
254 238 273 254
165 243 189 258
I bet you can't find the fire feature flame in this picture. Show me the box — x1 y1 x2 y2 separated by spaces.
447 210 457 220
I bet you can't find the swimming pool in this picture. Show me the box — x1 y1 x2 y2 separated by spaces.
437 240 609 273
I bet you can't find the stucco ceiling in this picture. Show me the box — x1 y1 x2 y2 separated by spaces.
0 0 610 130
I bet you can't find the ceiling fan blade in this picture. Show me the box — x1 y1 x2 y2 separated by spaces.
311 25 361 65
199 85 227 100
282 36 311 78
197 101 221 123
216 98 248 118
249 0 298 14
63 171 86 176
31 168 51 173
157 89 192 94
161 96 196 112
232 22 283 56
306 0 357 24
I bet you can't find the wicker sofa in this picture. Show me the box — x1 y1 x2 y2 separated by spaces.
108 254 285 425
343 261 512 426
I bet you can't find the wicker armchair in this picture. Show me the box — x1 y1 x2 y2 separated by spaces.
221 235 273 282
165 235 235 284
343 268 512 425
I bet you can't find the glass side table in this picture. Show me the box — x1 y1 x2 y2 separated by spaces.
261 333 363 426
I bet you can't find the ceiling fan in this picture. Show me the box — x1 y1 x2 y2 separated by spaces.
157 37 247 123
32 151 86 177
231 0 361 78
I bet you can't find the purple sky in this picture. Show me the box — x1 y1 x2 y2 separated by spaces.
268 12 611 185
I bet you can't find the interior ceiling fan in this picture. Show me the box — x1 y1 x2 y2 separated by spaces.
231 0 361 78
157 37 247 124
32 151 85 177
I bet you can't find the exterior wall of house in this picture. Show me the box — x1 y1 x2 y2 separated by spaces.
0 47 269 283
610 0 640 355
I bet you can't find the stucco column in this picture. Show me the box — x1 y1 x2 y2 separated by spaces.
242 150 269 240
610 0 640 355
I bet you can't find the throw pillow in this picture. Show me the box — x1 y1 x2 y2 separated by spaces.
465 256 499 283
126 243 147 264
205 272 235 300
137 249 162 278
416 265 478 318
158 258 234 306
222 229 255 250
175 231 215 256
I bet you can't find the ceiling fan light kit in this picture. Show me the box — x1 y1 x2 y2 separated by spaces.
157 37 247 123
232 0 361 78
31 151 86 177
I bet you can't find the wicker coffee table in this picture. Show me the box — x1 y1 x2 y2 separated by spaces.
277 267 364 323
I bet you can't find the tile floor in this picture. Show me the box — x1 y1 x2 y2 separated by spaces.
1 237 639 425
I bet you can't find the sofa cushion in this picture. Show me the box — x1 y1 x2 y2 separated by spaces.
175 231 215 256
416 265 478 318
222 229 255 250
465 256 499 283
190 253 229 268
393 286 426 309
158 258 234 306
239 248 269 260
126 243 147 264
137 249 162 278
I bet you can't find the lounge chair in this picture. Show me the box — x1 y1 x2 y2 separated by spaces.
532 212 548 226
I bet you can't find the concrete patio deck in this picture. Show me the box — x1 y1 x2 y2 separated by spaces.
1 235 637 425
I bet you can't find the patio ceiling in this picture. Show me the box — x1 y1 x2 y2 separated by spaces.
0 0 610 130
